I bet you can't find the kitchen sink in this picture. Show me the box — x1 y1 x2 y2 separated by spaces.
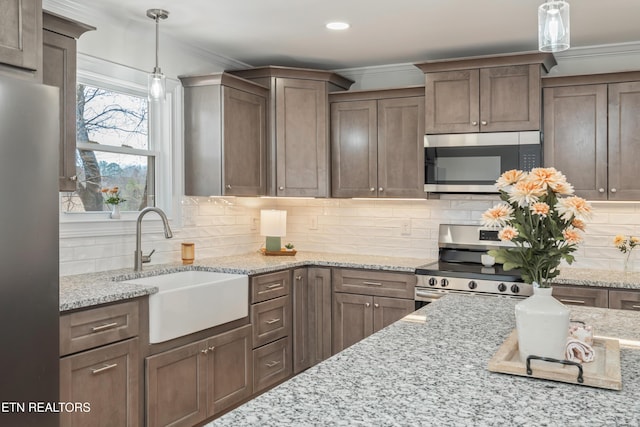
123 270 248 343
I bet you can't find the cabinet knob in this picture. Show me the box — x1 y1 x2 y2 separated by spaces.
365 302 371 307
278 186 284 191
69 175 78 181
481 120 488 126
370 187 376 192
374 303 380 308
471 121 478 126
225 184 231 189
295 275 303 281
378 187 384 192
611 188 617 193
598 188 605 193
208 346 215 352
201 349 208 354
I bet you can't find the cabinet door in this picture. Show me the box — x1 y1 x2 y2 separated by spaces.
332 293 373 353
330 100 378 197
372 297 415 332
0 0 40 73
292 268 310 373
275 78 328 197
307 267 332 365
609 290 640 311
223 86 267 195
60 338 139 427
207 324 253 415
480 64 540 132
146 340 207 427
608 81 640 200
551 286 609 308
543 85 608 200
377 96 425 198
43 29 77 191
425 70 479 133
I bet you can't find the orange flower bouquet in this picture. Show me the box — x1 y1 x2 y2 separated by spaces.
481 168 592 287
101 186 126 206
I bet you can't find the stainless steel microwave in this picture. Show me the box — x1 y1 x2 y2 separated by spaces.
424 131 541 193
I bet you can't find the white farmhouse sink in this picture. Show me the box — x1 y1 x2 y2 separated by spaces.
124 271 248 343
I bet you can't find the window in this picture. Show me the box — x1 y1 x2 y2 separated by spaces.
61 84 156 213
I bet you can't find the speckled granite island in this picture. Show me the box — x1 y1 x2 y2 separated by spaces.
208 294 640 426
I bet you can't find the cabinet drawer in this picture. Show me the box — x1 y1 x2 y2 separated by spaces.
552 286 608 308
253 337 291 393
332 268 416 299
60 300 140 356
251 270 291 303
609 289 640 311
251 296 291 348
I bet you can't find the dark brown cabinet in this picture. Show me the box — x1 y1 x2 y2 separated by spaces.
249 269 293 392
330 87 425 198
0 0 41 78
332 269 415 353
293 267 332 374
543 74 640 201
231 66 353 197
42 11 94 191
181 73 268 196
609 289 640 311
145 324 252 427
60 300 142 427
415 52 555 134
551 285 609 308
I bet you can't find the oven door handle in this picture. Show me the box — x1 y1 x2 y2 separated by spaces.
415 290 446 302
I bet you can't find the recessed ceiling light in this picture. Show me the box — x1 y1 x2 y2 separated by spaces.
326 22 350 30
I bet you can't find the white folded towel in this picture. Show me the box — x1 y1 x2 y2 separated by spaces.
565 337 595 363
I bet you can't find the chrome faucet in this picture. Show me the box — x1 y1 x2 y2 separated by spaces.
134 207 173 271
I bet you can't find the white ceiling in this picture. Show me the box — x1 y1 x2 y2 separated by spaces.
51 0 640 70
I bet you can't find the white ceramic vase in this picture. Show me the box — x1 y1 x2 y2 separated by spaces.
515 285 569 363
110 204 121 219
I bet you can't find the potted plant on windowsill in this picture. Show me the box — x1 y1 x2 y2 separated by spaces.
481 167 592 363
102 186 126 219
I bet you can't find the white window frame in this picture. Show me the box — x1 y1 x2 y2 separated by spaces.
60 54 183 237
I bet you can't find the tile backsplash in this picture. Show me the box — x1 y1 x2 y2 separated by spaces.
59 196 640 276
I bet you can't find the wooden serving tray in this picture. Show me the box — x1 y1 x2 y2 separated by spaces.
260 248 297 256
487 330 622 390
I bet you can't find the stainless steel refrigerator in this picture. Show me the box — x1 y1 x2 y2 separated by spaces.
0 75 60 426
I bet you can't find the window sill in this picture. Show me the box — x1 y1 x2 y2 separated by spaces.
60 212 178 239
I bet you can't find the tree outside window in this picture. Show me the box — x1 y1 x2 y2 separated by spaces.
62 84 156 213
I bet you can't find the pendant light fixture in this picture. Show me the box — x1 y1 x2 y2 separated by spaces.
538 1 570 52
146 8 169 101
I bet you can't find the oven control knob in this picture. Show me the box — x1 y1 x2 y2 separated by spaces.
440 278 449 287
498 283 507 292
468 280 477 290
428 277 438 287
510 284 520 294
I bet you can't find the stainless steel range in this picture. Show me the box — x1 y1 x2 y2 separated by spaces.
415 224 533 305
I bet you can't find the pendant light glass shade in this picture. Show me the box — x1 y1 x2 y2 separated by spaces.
538 1 570 52
146 9 169 101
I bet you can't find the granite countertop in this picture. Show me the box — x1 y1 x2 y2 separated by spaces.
555 267 640 290
59 251 429 312
209 294 640 426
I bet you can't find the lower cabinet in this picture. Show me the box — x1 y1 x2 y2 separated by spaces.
551 285 609 308
609 289 640 311
60 338 139 427
293 267 332 374
332 293 415 353
145 324 252 427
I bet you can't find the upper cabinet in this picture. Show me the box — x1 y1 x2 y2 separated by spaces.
543 72 640 201
0 0 41 80
42 11 95 192
329 87 425 198
231 66 353 197
180 73 269 196
415 52 556 134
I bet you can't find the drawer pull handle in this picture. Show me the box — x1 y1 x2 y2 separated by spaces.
265 318 281 324
258 284 282 294
559 299 586 305
363 281 382 286
91 322 119 332
91 363 118 374
265 360 280 368
632 305 640 309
